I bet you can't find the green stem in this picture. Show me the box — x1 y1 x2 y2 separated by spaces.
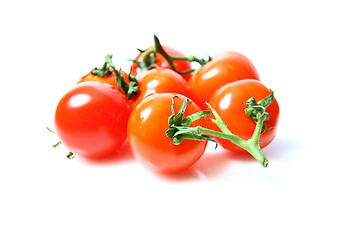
90 61 112 77
153 35 177 71
206 102 268 167
167 95 273 168
105 54 139 99
132 35 211 76
210 103 269 167
206 103 232 134
153 35 211 74
175 121 268 167
177 69 196 75
171 55 211 66
141 46 156 65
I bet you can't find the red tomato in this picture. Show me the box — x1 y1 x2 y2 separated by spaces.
208 80 279 152
130 45 192 81
78 71 130 91
54 81 130 158
127 93 207 173
131 68 197 108
189 51 260 109
77 71 135 109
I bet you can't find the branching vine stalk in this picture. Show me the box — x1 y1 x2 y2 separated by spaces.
166 93 275 168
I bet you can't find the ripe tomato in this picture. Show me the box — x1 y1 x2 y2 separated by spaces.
130 45 192 81
78 70 130 91
54 81 130 159
208 79 279 152
189 51 260 109
127 93 207 173
131 68 197 108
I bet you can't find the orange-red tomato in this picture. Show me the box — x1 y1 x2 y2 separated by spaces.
54 81 130 159
130 45 192 81
131 68 197 108
78 71 130 90
208 80 279 152
77 70 135 109
127 93 207 173
189 51 260 109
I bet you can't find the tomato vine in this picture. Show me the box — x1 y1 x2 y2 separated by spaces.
166 93 275 167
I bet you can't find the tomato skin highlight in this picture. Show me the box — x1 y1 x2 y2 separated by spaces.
127 93 207 173
208 80 279 152
131 68 197 108
54 81 130 159
130 45 192 81
189 51 260 109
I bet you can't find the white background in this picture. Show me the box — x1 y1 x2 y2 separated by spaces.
1 0 359 239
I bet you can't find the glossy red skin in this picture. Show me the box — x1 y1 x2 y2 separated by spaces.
208 80 279 152
189 51 260 109
131 68 197 108
127 93 207 173
55 81 130 158
78 71 135 109
130 45 192 81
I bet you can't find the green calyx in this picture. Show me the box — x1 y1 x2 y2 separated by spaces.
130 35 211 76
165 96 216 146
104 54 139 99
90 61 113 77
89 54 139 99
129 46 158 73
166 93 276 168
153 35 211 74
244 90 274 133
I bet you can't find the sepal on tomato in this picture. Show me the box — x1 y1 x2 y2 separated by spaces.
166 96 215 146
128 49 158 74
104 54 139 99
244 90 274 134
132 35 211 77
90 61 113 77
154 35 211 75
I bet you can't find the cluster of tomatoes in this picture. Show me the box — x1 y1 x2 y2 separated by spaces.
53 35 280 173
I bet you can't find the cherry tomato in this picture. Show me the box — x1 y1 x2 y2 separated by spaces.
130 45 192 81
54 81 130 159
189 51 260 109
208 79 279 152
77 71 135 109
78 71 130 90
131 68 197 108
127 93 207 173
